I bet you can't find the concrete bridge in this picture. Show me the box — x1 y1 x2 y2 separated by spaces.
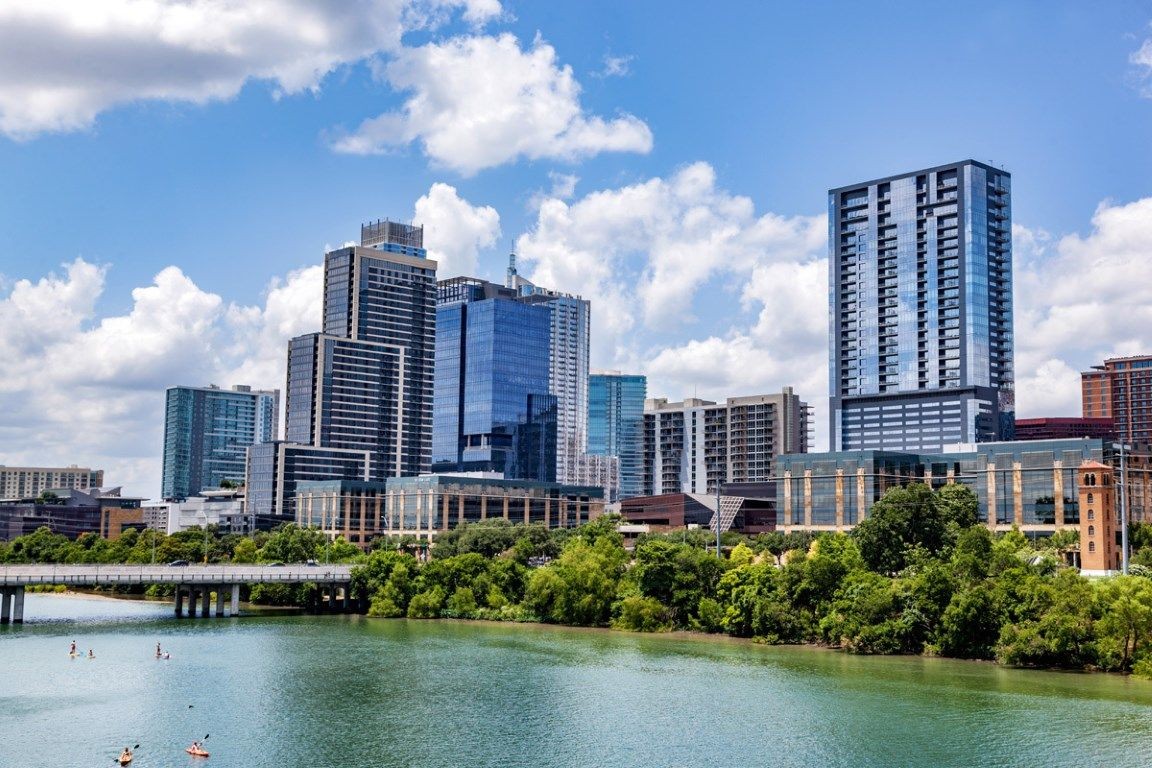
0 564 354 623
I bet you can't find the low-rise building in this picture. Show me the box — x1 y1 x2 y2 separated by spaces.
0 465 104 499
164 489 251 536
296 474 604 547
1014 417 1115 442
0 487 142 540
775 438 1151 538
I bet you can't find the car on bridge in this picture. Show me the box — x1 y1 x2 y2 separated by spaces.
167 560 190 567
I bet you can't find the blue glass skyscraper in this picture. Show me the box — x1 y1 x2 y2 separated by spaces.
829 160 1014 451
434 277 557 481
587 372 646 500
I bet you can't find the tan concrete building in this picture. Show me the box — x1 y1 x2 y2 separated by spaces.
0 465 104 500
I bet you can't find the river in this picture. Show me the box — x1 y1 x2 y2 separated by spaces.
2 593 1152 767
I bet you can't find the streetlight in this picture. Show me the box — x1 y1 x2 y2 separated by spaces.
201 511 209 565
1112 442 1131 575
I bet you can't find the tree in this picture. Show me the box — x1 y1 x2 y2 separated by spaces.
854 484 950 574
935 483 979 529
1095 576 1152 672
937 583 1000 659
631 539 724 628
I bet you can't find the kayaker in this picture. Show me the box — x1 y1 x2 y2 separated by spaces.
120 746 133 762
189 740 203 753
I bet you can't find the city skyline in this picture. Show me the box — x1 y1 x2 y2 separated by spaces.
2 1 1152 497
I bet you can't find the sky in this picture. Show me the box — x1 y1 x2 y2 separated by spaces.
1 0 1151 499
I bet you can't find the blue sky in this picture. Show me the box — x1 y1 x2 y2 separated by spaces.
1 0 1151 496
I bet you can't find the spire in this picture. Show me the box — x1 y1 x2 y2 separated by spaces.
506 249 518 289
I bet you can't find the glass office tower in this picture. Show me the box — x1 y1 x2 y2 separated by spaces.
587 372 646 500
162 384 278 500
433 278 557 481
828 160 1014 452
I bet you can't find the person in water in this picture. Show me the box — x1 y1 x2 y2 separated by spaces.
164 652 171 660
87 649 95 658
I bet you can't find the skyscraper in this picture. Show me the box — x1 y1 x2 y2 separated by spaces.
828 160 1014 452
249 219 436 522
587 372 646 500
284 220 436 479
433 277 557 480
161 384 278 500
507 264 590 485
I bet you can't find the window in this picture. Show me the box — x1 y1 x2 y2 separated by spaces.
1088 525 1095 537
1088 510 1095 521
1089 541 1096 553
1088 493 1094 504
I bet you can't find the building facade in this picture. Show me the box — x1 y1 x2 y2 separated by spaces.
829 160 1014 452
508 260 591 485
433 277 557 480
1082 354 1152 446
296 474 604 547
0 465 104 500
642 389 810 496
161 384 278 500
1015 417 1116 442
775 438 1152 537
587 372 646 501
250 219 437 526
1078 461 1120 574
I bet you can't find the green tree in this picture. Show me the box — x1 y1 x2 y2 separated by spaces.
937 583 1001 659
1095 576 1152 672
523 535 626 626
935 483 979 529
854 484 945 574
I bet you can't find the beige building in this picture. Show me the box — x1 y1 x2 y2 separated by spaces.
1078 461 1120 575
0 465 104 499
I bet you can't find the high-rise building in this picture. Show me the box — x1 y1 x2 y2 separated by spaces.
829 160 1014 452
1082 354 1152 445
161 384 278 501
0 465 104 500
433 277 557 480
248 219 437 523
507 258 591 484
587 372 646 501
642 389 810 496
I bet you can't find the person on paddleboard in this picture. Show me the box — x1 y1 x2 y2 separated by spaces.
87 649 95 658
70 640 76 654
156 642 162 657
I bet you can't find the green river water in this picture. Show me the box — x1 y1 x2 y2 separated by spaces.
2 593 1152 767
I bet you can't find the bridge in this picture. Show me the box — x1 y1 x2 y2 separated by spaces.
0 564 355 623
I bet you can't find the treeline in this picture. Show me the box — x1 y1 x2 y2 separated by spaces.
351 484 1152 675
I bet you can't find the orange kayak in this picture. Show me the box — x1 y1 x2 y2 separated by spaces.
118 756 133 765
186 747 210 757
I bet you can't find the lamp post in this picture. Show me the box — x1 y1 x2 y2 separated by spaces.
201 511 210 565
1112 442 1130 575
715 480 722 559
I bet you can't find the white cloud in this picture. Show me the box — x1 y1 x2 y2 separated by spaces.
517 162 829 441
0 0 502 138
517 161 825 363
414 182 501 277
1132 29 1152 97
331 33 653 174
596 54 634 79
1014 197 1152 417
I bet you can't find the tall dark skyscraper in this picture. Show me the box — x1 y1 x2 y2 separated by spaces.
433 277 557 481
249 219 436 522
828 160 1014 452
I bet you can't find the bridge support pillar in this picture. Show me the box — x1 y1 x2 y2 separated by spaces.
12 586 24 624
175 585 186 618
0 588 11 624
214 587 224 617
200 588 211 618
188 587 199 618
328 585 337 612
229 584 240 617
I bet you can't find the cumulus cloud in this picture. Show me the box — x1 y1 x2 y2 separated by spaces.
517 161 825 364
1014 197 1152 417
0 0 502 138
414 182 501 277
331 33 653 174
516 162 828 441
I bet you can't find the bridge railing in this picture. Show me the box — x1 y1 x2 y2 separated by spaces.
0 564 354 586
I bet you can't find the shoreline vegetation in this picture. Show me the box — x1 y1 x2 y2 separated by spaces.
5 483 1152 676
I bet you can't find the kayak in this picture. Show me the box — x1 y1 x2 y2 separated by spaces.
118 756 133 765
186 747 210 757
